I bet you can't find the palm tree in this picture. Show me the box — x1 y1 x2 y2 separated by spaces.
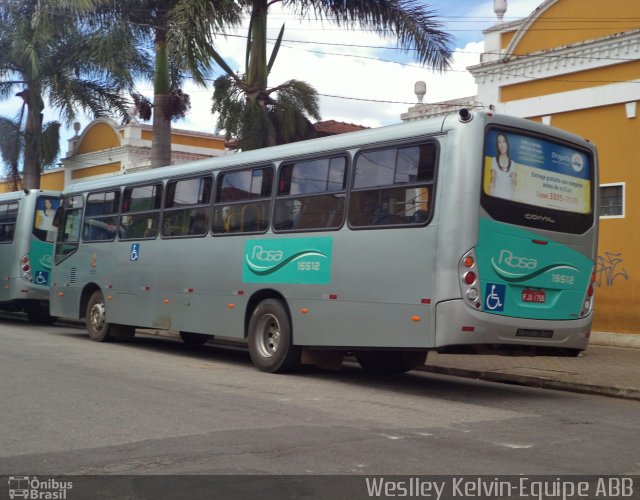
91 0 242 168
0 113 59 192
211 0 454 151
0 0 136 189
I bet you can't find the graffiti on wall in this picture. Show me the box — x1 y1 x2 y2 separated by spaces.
595 251 629 287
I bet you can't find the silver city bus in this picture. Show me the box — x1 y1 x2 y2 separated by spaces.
50 110 598 373
0 189 60 323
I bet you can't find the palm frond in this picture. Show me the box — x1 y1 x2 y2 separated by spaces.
0 116 23 186
267 23 285 75
40 120 60 168
280 0 453 70
168 0 243 85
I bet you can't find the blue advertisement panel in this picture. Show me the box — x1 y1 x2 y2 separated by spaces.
483 129 591 214
243 237 333 284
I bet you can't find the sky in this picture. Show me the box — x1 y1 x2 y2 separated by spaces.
0 0 545 160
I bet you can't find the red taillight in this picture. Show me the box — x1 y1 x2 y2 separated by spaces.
587 285 594 297
20 254 33 282
460 249 480 309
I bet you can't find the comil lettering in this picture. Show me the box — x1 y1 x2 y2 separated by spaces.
251 246 284 262
498 250 538 270
525 213 556 223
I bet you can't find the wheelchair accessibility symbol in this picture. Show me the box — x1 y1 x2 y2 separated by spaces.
130 243 140 261
34 271 49 285
484 283 506 312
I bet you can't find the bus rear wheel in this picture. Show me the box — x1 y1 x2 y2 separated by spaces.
248 299 301 373
355 350 428 374
86 290 112 342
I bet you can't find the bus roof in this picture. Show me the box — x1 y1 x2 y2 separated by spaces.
61 110 595 195
62 112 454 195
0 189 61 203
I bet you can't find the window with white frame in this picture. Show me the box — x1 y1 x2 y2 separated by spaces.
600 183 624 218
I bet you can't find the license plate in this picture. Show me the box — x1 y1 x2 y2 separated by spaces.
522 289 545 303
516 329 553 338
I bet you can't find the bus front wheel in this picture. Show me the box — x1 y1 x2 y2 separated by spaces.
86 290 112 342
355 350 428 374
248 299 301 373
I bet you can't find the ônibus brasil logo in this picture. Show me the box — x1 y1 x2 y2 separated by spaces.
8 476 73 499
245 245 328 276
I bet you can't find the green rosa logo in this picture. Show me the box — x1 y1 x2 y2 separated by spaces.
243 238 333 284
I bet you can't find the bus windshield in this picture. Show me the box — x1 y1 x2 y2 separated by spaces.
481 127 593 233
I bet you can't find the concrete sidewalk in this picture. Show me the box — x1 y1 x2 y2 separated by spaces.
421 332 640 400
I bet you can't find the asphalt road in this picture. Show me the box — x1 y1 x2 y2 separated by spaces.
1 317 639 478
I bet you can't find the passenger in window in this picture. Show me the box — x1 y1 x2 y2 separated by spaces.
189 212 208 235
413 210 429 223
84 217 122 240
489 133 517 200
0 224 14 242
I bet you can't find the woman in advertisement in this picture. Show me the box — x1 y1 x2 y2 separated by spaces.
488 132 517 200
36 198 56 230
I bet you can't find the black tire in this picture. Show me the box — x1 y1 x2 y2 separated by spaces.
86 290 112 342
26 301 56 325
248 299 301 373
180 331 211 347
355 350 428 374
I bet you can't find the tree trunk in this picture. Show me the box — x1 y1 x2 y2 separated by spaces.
248 0 276 148
150 27 172 168
247 0 268 91
22 88 44 189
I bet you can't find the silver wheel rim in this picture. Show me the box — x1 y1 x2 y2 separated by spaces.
89 300 106 333
255 313 281 359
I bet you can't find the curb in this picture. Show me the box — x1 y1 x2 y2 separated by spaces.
418 364 640 401
589 331 640 350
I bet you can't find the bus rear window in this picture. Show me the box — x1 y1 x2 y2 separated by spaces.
483 128 592 214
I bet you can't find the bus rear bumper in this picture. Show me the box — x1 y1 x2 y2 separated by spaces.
2 277 49 302
435 299 591 355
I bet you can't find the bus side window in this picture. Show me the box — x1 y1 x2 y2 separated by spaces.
349 143 436 228
0 223 15 243
83 190 121 242
273 156 346 232
0 202 18 243
212 167 273 235
120 183 162 240
162 176 212 238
